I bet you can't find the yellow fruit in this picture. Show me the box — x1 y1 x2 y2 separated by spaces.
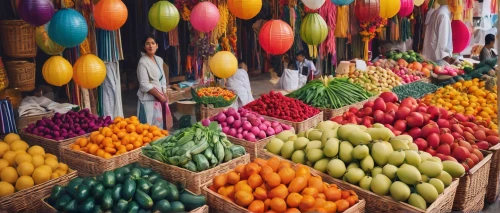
56 169 67 177
0 142 9 158
15 176 34 191
0 159 9 173
10 140 28 152
15 153 32 166
31 155 45 168
45 158 59 171
14 150 26 155
3 133 20 145
38 165 53 174
27 146 45 156
51 173 59 179
58 163 69 172
44 154 58 161
2 151 17 166
0 181 15 197
17 162 35 176
32 167 50 185
0 167 18 184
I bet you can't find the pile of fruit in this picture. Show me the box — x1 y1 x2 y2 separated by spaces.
385 50 424 63
209 156 360 212
71 116 168 159
142 122 246 172
243 91 321 122
337 66 402 95
451 60 473 72
24 109 112 140
46 163 206 212
433 66 462 76
287 76 372 109
202 108 292 142
265 122 465 210
0 133 70 197
390 65 424 84
421 79 498 126
392 81 439 100
192 87 237 108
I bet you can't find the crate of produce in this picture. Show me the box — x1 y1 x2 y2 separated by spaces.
19 131 90 159
200 104 231 120
260 112 322 134
322 95 379 120
16 111 54 130
39 163 208 213
201 156 366 213
191 87 237 120
486 143 500 203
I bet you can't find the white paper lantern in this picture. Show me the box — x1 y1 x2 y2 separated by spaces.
301 0 326 10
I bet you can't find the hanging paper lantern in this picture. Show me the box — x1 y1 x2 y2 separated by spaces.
300 13 328 45
302 0 326 10
73 54 106 89
190 2 220 32
48 9 88 48
259 20 294 55
94 0 128 31
42 56 73 86
18 0 55 27
379 0 400 18
228 0 262 20
148 0 180 32
355 0 380 22
35 22 65 55
451 20 471 54
398 0 414 17
209 51 238 78
413 0 425 6
331 0 355 6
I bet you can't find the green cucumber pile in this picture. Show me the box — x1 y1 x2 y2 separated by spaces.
392 81 439 100
46 163 206 213
287 76 372 109
142 122 246 172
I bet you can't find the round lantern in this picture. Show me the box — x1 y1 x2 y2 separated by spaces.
258 20 294 55
209 51 238 78
73 54 106 89
379 0 400 18
302 0 326 10
18 0 55 27
413 0 425 6
331 0 355 6
94 0 128 31
148 0 180 32
42 56 73 86
355 0 380 22
190 2 220 32
48 9 88 48
228 0 262 20
36 22 65 55
398 0 414 17
300 13 328 45
451 20 471 54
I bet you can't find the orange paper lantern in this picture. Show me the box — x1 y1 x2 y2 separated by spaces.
94 0 128 31
228 0 262 20
258 20 294 55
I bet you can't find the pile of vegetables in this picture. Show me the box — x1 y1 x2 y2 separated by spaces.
243 91 321 122
142 122 246 172
385 50 424 63
202 108 292 142
374 59 434 78
191 87 237 108
392 81 439 100
24 109 112 140
287 76 372 109
435 58 497 87
46 163 206 212
71 116 168 159
337 66 403 95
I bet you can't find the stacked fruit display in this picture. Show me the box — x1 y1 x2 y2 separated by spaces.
337 66 403 94
385 50 424 63
265 122 465 210
208 156 360 212
433 66 462 76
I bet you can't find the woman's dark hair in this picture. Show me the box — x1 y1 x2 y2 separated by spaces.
485 34 495 45
288 61 297 70
141 34 157 52
296 50 306 57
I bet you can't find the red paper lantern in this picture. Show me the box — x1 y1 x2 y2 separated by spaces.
93 0 128 31
258 20 294 55
398 0 414 17
451 20 471 54
355 0 380 22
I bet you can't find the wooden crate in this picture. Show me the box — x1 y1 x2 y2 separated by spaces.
485 143 500 203
200 105 232 120
319 95 379 121
16 111 53 130
260 111 323 134
226 135 273 161
19 131 90 159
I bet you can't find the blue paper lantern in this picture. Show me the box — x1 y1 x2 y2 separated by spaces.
331 0 354 6
48 9 88 48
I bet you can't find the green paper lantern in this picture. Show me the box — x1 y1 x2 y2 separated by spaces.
300 13 328 45
148 0 180 32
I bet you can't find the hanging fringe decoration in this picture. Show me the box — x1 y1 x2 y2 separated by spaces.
449 0 463 20
211 0 229 43
169 26 179 46
319 0 336 60
334 6 348 38
400 17 411 42
228 14 237 53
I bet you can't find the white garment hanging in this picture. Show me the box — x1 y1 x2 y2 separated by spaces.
102 62 124 119
227 69 254 109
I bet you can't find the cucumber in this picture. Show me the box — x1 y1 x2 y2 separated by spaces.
95 174 103 182
170 201 185 212
91 183 105 200
78 197 95 213
68 177 84 187
76 184 91 202
134 189 154 209
115 168 126 183
101 189 114 211
151 181 169 201
82 178 97 188
130 168 142 178
153 200 171 213
48 185 65 205
55 194 71 211
112 184 122 201
137 179 152 193
166 182 179 201
179 191 207 211
64 199 78 213
139 167 152 176
114 199 129 213
193 154 209 171
122 178 137 200
102 171 116 188
127 200 140 213
147 173 161 184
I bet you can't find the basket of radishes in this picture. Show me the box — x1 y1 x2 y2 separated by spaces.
202 108 292 160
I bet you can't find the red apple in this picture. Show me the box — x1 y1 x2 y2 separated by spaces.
451 147 471 162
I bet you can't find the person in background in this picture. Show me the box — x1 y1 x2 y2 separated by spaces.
295 50 317 83
479 34 497 61
227 60 254 109
278 62 301 92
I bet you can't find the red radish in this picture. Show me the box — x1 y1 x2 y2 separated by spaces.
417 106 428 113
384 124 395 131
414 138 428 150
451 143 460 152
393 130 402 136
373 110 385 123
461 162 470 172
349 108 359 114
332 116 343 123
436 118 450 128
408 127 422 139
363 107 373 116
440 133 454 145
423 114 431 125
461 122 476 128
363 101 374 108
347 116 357 124
443 156 458 162
469 154 479 164
476 141 490 150
458 141 473 152
379 92 398 103
400 97 417 108
383 114 394 125
396 106 411 120
451 124 464 135
451 132 465 141
421 123 440 138
436 154 447 161
373 98 386 111
356 117 362 124
473 130 487 141
439 107 450 119
386 102 399 112
427 133 440 149
464 158 475 169
356 110 365 118
393 120 407 132
407 112 424 127
453 113 468 122
436 144 451 155
472 149 484 161
485 129 499 137
427 106 440 120
425 147 437 156
452 147 471 162
486 136 500 145
386 110 396 118
463 127 474 133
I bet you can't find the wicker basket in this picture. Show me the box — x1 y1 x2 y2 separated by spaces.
227 135 274 161
319 95 379 121
16 111 54 130
168 89 193 103
19 130 88 159
200 104 232 120
4 60 36 92
0 20 37 58
486 143 500 203
0 170 77 213
138 153 251 194
260 149 459 213
260 111 323 134
452 151 492 211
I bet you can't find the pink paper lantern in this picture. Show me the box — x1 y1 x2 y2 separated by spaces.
398 0 414 17
451 20 471 54
190 2 220 32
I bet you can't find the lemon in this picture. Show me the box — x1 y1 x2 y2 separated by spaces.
44 154 58 161
50 173 59 179
32 167 50 185
15 153 32 166
0 167 18 184
31 155 45 168
45 158 59 171
2 151 17 166
38 165 53 174
14 150 26 155
3 133 20 145
0 159 9 173
55 169 67 177
0 142 9 158
9 140 28 152
27 146 45 156
15 176 34 191
0 181 15 197
17 162 34 176
57 163 69 172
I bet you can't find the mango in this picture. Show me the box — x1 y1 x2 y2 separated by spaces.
348 130 372 146
442 161 465 178
397 164 422 185
356 125 368 131
372 123 385 128
323 138 340 158
337 125 359 140
404 150 422 167
306 149 324 163
315 121 337 131
372 166 383 177
389 139 409 150
327 159 346 179
276 130 295 142
352 145 369 160
382 164 398 180
294 137 310 150
427 157 443 170
280 141 295 159
416 183 439 203
297 131 305 138
305 140 322 152
359 176 372 190
429 178 445 194
291 150 306 164
382 141 394 153
419 152 433 162
365 127 394 141
371 142 389 166
347 162 359 169
408 193 427 210
321 129 338 146
370 174 392 196
266 138 284 155
345 168 365 184
308 130 323 141
408 143 419 151
360 156 374 172
339 141 354 164
421 175 429 183
313 158 329 173
390 181 411 201
388 150 406 167
436 171 453 187
418 161 442 178
392 135 413 143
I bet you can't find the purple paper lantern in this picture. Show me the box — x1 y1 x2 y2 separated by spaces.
190 2 220 32
18 0 55 27
398 0 414 17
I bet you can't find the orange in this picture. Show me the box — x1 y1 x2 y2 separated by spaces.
267 157 280 172
246 163 261 176
111 134 119 142
278 161 291 171
235 190 254 207
234 165 246 174
346 196 358 206
213 174 227 190
103 153 112 159
278 167 295 185
96 149 105 158
295 165 311 180
286 192 303 208
270 197 286 213
324 187 342 202
227 171 240 185
308 176 324 193
264 198 272 212
268 184 288 200
253 186 268 200
315 208 328 213
248 174 263 189
335 199 350 212
117 131 126 139
288 177 307 193
341 191 350 199
218 186 227 196
302 187 319 198
317 193 326 200
260 166 274 177
248 200 265 213
71 144 81 151
78 138 88 147
225 186 236 199
264 172 281 188
324 201 337 213
298 195 315 212
235 181 252 193
284 208 300 213
314 198 327 209
135 125 144 134
254 158 268 167
95 134 105 144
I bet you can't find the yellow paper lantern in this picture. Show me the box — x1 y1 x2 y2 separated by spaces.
42 56 73 86
228 0 262 20
379 0 401 18
209 51 237 79
73 54 106 89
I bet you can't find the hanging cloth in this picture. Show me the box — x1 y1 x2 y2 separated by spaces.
101 62 124 119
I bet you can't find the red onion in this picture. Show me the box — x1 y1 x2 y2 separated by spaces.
393 120 407 132
379 92 398 103
396 107 411 120
427 133 440 149
406 112 424 127
439 133 454 145
421 123 439 138
408 127 422 139
373 98 387 112
373 110 385 123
